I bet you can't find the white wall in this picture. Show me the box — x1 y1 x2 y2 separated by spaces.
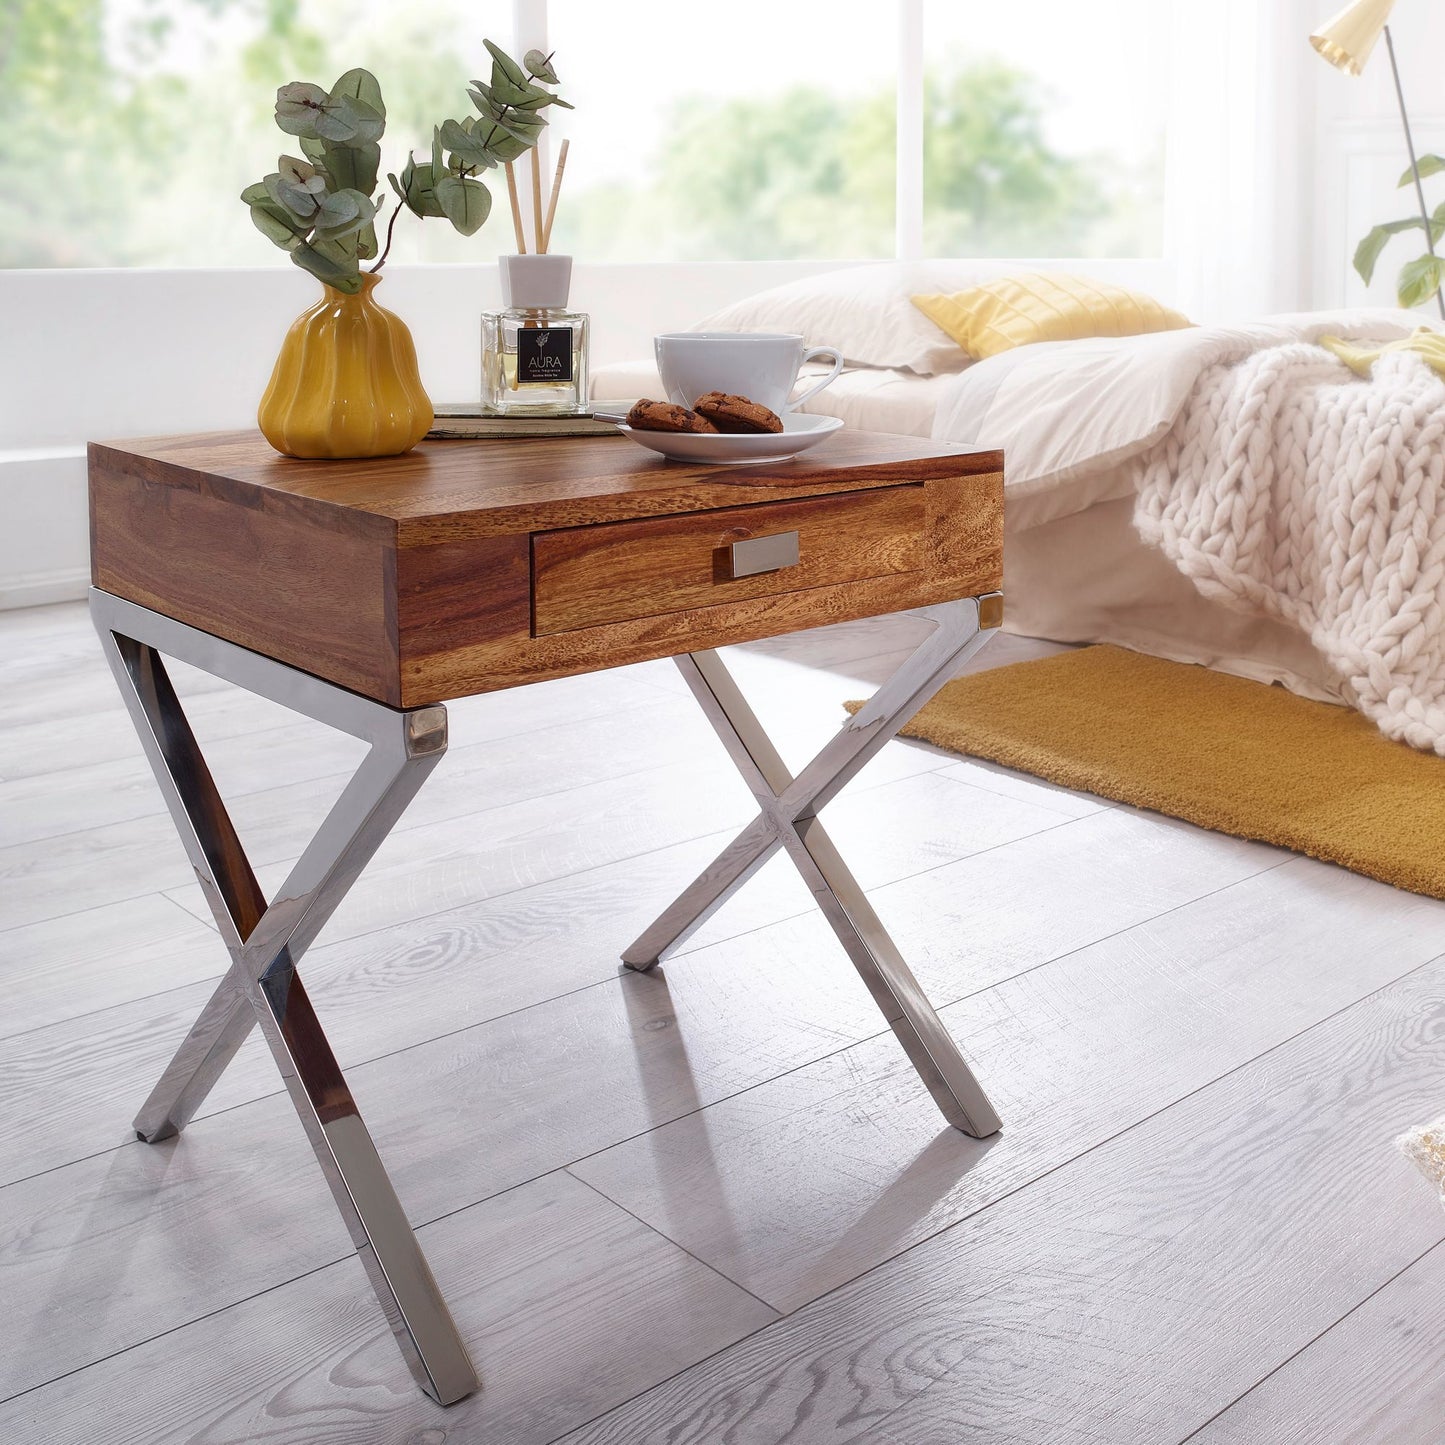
0 259 837 609
1308 1 1445 311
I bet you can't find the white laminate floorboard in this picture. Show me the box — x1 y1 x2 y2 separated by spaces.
1 603 1439 1443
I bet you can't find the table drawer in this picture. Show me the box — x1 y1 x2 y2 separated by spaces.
530 484 924 636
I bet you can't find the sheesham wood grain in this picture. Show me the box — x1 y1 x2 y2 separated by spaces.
1192 1240 1445 1445
99 428 1004 530
561 959 1445 1445
573 856 1445 1311
406 556 1002 702
532 485 925 635
91 429 1003 705
89 442 401 702
0 1170 776 1445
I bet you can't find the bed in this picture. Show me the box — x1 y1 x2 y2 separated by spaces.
595 334 1377 711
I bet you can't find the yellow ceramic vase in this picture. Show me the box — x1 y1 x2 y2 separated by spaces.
258 273 433 459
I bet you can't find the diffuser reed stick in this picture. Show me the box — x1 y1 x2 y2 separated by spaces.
530 146 546 253
541 138 569 253
505 162 526 253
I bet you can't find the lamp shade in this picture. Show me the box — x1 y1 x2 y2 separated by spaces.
1310 0 1397 75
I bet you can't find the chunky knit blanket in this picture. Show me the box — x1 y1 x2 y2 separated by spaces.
1134 343 1445 753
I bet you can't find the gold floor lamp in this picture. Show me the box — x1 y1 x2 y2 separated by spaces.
1312 0 1445 319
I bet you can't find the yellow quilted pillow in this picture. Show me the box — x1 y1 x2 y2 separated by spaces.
911 274 1192 360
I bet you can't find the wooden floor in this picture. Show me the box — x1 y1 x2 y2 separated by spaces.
1 600 1442 1444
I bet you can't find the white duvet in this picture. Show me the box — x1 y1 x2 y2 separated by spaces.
930 309 1423 529
935 307 1445 750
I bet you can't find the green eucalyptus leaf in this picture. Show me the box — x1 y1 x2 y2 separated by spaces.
279 154 322 185
547 95 574 110
240 180 271 205
1397 253 1443 309
435 174 491 236
502 110 546 137
248 200 305 250
329 67 386 121
484 38 527 87
1354 218 1425 284
322 139 380 196
524 49 559 84
299 135 327 165
1400 154 1445 188
291 239 361 292
440 117 496 168
315 187 376 240
401 159 446 218
439 117 474 152
356 219 379 260
491 73 553 109
468 82 513 126
431 125 444 177
265 168 323 220
275 81 332 138
327 92 384 144
478 128 531 163
387 156 414 203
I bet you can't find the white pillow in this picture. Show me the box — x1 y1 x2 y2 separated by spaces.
693 261 1029 376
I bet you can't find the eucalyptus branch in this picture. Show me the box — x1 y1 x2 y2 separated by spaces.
241 47 567 292
370 199 404 272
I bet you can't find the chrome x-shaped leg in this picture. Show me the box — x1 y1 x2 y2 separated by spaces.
90 589 479 1407
624 594 1005 1138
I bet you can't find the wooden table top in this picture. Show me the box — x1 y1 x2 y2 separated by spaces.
90 429 1004 706
91 429 1003 542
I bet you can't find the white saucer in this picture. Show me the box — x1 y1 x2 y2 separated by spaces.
616 412 844 465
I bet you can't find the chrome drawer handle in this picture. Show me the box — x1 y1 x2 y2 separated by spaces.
729 530 800 579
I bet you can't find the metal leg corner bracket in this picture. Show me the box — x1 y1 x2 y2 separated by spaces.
623 595 1005 1139
88 589 479 1407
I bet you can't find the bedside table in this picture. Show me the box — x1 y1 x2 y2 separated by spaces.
88 428 1004 1406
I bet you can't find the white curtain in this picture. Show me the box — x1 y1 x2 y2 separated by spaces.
1165 0 1316 321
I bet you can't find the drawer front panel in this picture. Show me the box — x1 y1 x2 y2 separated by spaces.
530 485 924 636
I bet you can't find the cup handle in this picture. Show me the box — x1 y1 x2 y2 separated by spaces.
787 346 846 411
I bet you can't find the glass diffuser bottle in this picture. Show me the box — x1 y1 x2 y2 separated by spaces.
481 253 590 415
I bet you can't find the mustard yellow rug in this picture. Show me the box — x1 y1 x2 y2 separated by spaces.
854 644 1445 899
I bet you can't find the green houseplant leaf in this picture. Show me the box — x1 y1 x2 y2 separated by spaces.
329 68 386 121
314 187 376 239
323 139 381 197
483 38 527 88
435 174 492 235
290 236 362 292
275 81 383 144
1399 154 1445 188
247 44 566 283
524 49 559 84
1397 253 1444 309
241 183 307 250
1354 218 1430 284
265 161 327 220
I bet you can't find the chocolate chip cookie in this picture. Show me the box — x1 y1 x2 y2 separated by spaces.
626 399 718 433
693 392 784 434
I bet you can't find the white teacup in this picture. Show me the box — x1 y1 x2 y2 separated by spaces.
655 332 845 415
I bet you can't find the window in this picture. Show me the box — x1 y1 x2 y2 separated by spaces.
544 0 894 262
921 1 1168 258
1 0 1169 270
0 0 519 268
